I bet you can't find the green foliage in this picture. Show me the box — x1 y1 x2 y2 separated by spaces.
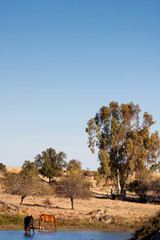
86 101 160 193
1 166 52 205
94 170 108 187
56 217 109 229
149 178 160 200
55 215 138 230
127 180 149 202
22 160 39 173
0 163 7 175
0 214 24 225
85 180 93 188
67 159 81 173
150 163 160 172
127 171 160 203
129 212 160 240
34 148 68 181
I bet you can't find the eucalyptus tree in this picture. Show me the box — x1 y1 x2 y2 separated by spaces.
34 148 68 181
86 101 160 194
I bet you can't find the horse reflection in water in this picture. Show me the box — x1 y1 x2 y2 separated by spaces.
39 214 57 231
24 215 35 236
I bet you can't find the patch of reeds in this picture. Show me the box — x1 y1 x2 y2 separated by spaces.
56 216 139 230
56 217 108 229
0 214 24 225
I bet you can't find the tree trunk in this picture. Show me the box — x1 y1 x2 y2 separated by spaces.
20 195 26 205
70 197 74 209
116 168 121 195
123 169 130 191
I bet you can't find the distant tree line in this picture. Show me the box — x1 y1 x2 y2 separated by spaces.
0 148 92 208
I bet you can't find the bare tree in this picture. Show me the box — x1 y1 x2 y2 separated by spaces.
1 165 52 205
55 172 91 209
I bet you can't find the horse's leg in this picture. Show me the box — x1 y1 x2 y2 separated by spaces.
48 221 50 229
51 220 54 229
25 226 30 235
40 218 44 229
39 217 41 229
54 218 57 231
31 224 34 234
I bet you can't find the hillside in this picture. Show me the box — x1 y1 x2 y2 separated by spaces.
0 167 160 231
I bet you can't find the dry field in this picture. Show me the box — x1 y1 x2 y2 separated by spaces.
0 191 160 222
0 167 160 229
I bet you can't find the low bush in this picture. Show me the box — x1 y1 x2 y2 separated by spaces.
129 212 160 240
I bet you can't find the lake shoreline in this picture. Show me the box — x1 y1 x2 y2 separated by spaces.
0 213 138 232
0 223 135 232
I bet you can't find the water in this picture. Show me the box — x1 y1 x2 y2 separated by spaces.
0 230 131 240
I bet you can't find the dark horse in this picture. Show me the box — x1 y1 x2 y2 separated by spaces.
24 215 34 236
39 214 57 230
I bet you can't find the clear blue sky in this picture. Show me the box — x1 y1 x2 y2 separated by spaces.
0 1 160 170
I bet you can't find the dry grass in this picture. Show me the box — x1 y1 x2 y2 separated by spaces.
0 191 160 225
1 167 160 230
6 167 21 173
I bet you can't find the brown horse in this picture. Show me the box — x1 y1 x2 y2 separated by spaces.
39 214 57 230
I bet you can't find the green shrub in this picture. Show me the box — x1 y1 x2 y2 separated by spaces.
127 180 149 202
129 212 160 240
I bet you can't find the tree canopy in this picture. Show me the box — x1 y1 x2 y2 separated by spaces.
34 148 68 181
1 162 52 205
67 159 82 173
0 163 7 175
55 172 91 209
22 160 39 172
86 101 160 194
